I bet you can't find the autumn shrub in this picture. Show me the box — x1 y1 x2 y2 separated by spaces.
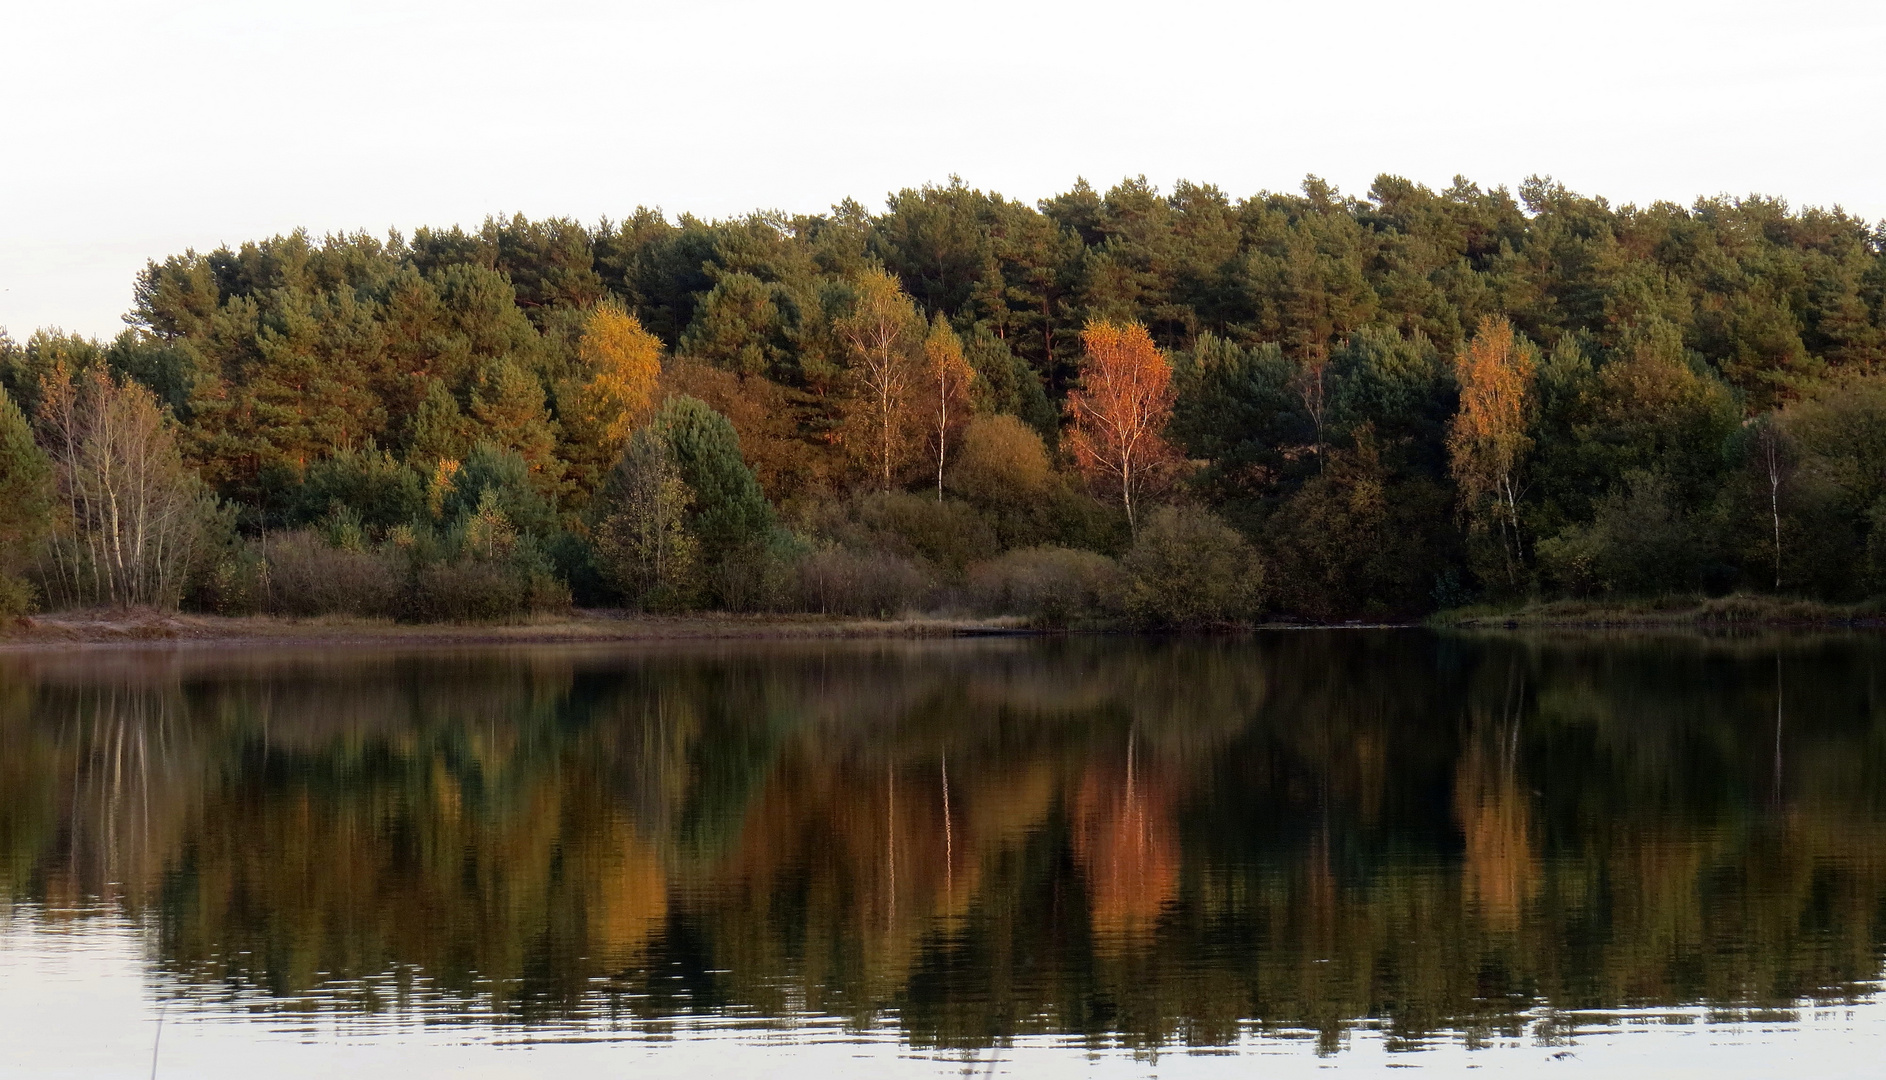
946 415 1059 546
710 532 804 613
785 545 930 617
966 546 1121 626
258 529 405 618
835 491 997 578
405 547 570 623
1119 506 1263 627
195 544 269 616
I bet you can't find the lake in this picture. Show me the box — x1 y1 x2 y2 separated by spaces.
1 632 1882 1077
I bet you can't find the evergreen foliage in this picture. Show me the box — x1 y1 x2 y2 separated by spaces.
4 172 1886 620
0 387 53 614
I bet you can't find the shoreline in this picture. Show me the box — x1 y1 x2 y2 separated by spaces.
1430 594 1886 631
0 610 1041 650
8 597 1885 651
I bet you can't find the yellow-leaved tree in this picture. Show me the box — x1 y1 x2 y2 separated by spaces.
1446 316 1537 588
921 314 975 500
563 300 663 500
839 270 924 490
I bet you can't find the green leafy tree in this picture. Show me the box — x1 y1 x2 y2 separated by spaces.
1119 506 1263 626
595 428 697 611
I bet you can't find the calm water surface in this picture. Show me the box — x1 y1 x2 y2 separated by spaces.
2 631 1883 1077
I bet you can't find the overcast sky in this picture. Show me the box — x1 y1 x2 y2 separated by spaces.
3 0 1883 340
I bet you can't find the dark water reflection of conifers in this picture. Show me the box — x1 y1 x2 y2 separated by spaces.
1 632 1883 1055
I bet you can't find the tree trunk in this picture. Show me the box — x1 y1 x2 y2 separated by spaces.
936 380 947 501
1766 440 1782 591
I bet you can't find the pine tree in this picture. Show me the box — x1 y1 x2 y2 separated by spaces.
0 385 53 614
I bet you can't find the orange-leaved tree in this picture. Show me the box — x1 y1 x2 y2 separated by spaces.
839 270 924 490
1446 315 1536 587
1066 320 1176 534
921 314 974 500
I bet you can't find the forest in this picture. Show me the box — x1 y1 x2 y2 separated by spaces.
2 172 1884 623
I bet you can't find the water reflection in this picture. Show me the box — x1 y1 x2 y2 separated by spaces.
1 633 1883 1055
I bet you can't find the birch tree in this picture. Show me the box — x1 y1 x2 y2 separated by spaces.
920 314 974 500
839 270 923 490
35 367 212 609
1066 320 1177 535
1446 317 1537 588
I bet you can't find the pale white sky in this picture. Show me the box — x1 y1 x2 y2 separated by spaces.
3 0 1883 341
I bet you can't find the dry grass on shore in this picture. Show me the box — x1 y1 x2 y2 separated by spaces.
1433 592 1886 630
0 608 1034 649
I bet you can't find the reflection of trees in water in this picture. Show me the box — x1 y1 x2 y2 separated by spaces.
1073 730 1181 947
1456 664 1538 930
1 635 1884 1049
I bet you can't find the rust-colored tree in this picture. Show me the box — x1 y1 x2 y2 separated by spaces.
920 314 974 500
839 270 923 490
1446 316 1536 587
1066 320 1176 534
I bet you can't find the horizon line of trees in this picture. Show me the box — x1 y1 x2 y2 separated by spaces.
3 171 1886 622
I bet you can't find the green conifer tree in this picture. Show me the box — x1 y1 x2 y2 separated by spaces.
0 385 53 614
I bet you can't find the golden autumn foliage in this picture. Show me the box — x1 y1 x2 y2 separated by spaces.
1066 320 1178 533
575 301 663 449
839 270 925 490
1446 316 1537 584
557 301 665 499
1453 726 1540 930
921 315 975 500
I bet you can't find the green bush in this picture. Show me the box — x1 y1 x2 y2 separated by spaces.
0 576 34 619
1535 472 1706 597
444 443 558 538
294 448 424 534
1120 506 1263 627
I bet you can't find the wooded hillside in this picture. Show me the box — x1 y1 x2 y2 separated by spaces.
2 174 1883 620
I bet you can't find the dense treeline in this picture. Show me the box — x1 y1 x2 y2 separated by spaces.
3 173 1885 621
